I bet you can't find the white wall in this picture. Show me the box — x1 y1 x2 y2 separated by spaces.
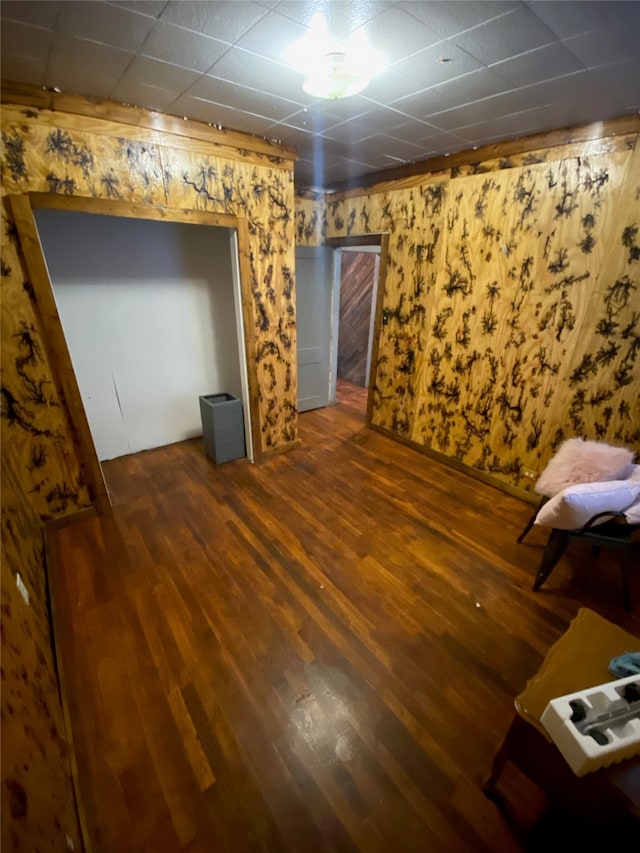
35 210 241 461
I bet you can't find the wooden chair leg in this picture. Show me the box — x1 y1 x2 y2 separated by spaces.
533 528 570 591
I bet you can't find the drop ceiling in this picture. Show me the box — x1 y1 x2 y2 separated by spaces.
2 1 639 189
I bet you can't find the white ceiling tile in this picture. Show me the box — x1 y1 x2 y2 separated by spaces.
515 69 596 106
107 1 167 16
47 35 134 85
527 1 639 39
160 1 268 43
410 127 471 148
351 6 442 65
234 11 311 63
350 106 424 134
111 80 182 111
455 6 558 65
491 42 585 86
44 64 124 100
452 104 583 142
276 1 391 35
140 21 229 72
392 40 484 86
1 20 53 60
423 68 509 109
563 25 640 69
380 117 438 137
585 58 640 109
1 52 48 86
116 56 201 91
312 94 372 122
358 69 427 105
1 0 59 29
57 1 155 51
163 93 220 123
278 106 344 133
372 133 426 158
425 86 549 131
167 95 276 135
265 123 314 147
301 136 346 157
333 152 382 170
481 100 619 137
206 46 311 102
349 140 406 165
386 87 453 120
402 1 521 38
320 118 378 144
187 76 304 121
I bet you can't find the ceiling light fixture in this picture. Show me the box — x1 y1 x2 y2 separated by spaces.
285 14 385 100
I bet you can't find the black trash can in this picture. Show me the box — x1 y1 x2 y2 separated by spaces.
199 393 245 464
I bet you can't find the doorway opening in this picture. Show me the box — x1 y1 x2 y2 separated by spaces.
12 194 258 514
35 209 252 467
331 246 380 416
295 234 389 426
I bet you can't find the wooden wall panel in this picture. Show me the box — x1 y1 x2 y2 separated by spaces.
1 98 298 520
1 200 92 519
301 128 640 493
1 447 81 850
294 193 326 246
337 252 376 386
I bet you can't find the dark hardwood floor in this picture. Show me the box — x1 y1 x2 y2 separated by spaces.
49 393 640 852
335 377 368 411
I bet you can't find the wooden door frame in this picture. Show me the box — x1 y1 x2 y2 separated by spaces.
325 233 390 426
10 193 262 515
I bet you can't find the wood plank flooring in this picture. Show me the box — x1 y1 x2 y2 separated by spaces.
49 382 640 852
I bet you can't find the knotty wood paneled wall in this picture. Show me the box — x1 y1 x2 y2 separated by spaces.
1 91 298 521
295 191 326 245
1 448 81 850
295 124 640 492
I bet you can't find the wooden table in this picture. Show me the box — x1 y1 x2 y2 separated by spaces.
484 608 640 820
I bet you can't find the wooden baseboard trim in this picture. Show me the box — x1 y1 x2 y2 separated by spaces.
259 439 302 461
368 423 539 505
45 506 99 532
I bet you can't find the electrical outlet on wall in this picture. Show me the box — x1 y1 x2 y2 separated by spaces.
16 572 29 605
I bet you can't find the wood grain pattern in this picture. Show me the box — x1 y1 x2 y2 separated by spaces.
302 130 640 493
48 407 640 851
10 194 110 513
337 252 376 386
1 93 298 522
0 84 297 162
0 198 93 520
1 446 81 851
295 193 326 245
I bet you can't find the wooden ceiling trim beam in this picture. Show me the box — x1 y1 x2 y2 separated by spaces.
1 102 291 170
28 193 239 228
1 81 298 163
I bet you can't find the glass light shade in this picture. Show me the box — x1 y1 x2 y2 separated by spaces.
285 13 384 100
302 52 370 99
